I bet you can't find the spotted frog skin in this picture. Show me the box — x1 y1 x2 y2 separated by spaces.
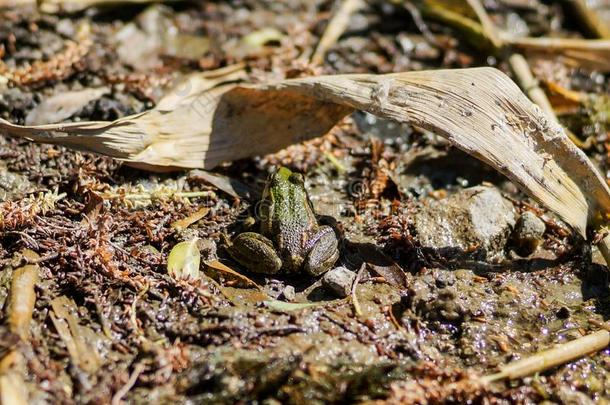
227 167 339 276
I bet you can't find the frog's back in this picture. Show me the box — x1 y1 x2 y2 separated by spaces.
269 181 317 271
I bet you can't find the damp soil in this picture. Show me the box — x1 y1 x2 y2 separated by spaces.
0 1 609 404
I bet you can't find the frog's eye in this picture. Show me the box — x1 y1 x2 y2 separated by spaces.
289 173 305 185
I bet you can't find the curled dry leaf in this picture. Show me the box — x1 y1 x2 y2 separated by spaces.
25 87 110 125
1 67 610 262
167 238 201 280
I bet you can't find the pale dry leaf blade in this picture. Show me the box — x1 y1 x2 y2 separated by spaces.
1 67 610 238
260 68 610 236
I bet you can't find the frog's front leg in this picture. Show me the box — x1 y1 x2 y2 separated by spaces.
227 232 283 274
304 226 339 276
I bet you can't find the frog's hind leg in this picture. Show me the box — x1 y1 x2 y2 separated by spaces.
228 232 283 274
304 226 339 276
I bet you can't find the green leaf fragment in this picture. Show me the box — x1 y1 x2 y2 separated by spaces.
167 238 201 280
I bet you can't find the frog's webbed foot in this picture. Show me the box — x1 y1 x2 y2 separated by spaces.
304 226 339 276
227 232 283 274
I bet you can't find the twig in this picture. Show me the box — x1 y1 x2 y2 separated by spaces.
481 329 610 383
403 1 441 47
415 2 495 53
310 0 363 66
111 363 146 405
503 36 610 72
508 54 558 121
130 283 149 336
351 263 366 317
465 0 591 149
567 0 610 39
323 151 347 173
102 190 214 201
508 57 592 148
465 0 502 50
504 36 610 53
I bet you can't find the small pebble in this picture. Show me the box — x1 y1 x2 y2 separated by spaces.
512 211 546 256
322 266 356 298
281 285 296 302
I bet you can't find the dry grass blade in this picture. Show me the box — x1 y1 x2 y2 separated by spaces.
310 0 363 65
8 263 39 340
505 37 610 72
2 67 610 258
50 296 102 374
483 329 610 383
567 0 610 39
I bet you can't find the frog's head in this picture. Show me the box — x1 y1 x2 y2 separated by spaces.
272 167 304 189
263 166 307 206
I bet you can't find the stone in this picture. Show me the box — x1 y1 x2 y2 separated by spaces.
0 164 34 201
322 266 356 298
281 285 296 302
512 211 546 256
414 186 516 259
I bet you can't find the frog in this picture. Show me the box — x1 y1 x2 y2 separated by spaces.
226 167 339 276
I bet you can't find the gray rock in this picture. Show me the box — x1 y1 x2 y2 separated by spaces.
414 186 516 259
512 211 546 256
322 266 356 298
281 285 296 302
0 165 34 201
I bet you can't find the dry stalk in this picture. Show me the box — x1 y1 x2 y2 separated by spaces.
567 0 610 39
310 0 363 66
8 263 39 340
482 329 610 383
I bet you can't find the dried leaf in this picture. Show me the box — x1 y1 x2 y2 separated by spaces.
353 242 410 287
204 259 261 289
25 87 109 125
2 67 610 260
167 238 201 280
171 207 209 230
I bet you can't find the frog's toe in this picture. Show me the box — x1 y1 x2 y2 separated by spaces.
228 232 282 274
304 229 339 276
